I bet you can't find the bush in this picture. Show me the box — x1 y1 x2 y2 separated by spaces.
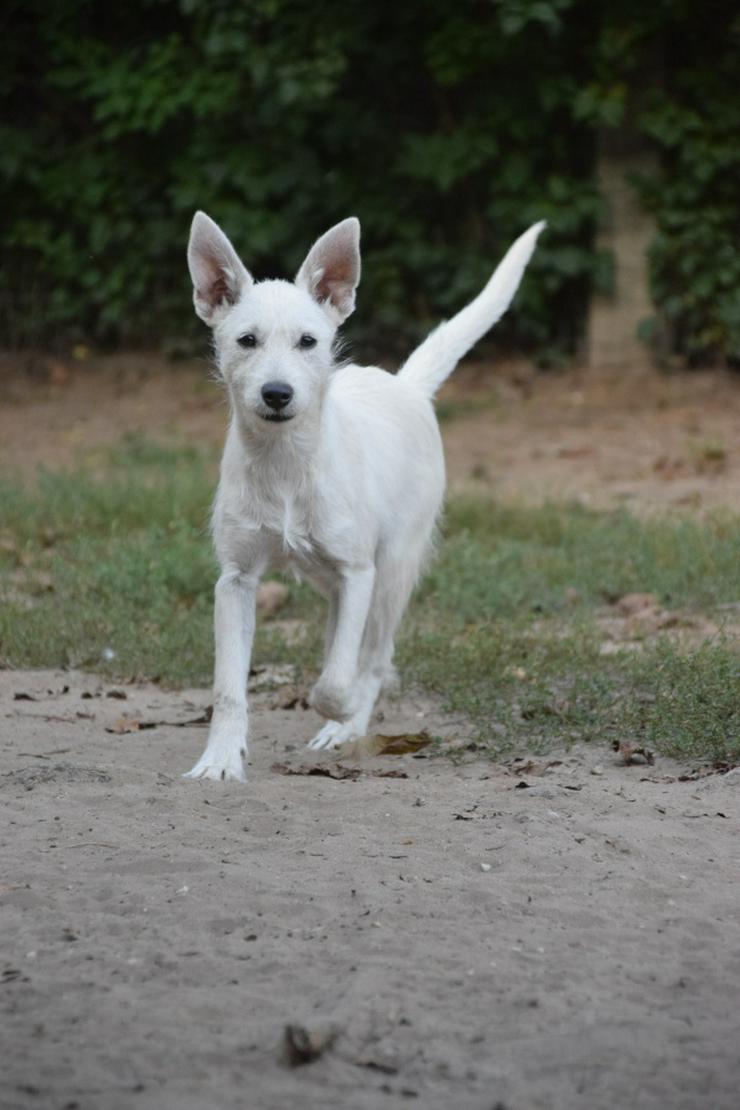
1 1 739 363
0 0 599 355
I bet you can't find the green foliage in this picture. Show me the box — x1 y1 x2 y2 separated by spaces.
576 1 740 364
1 1 739 362
0 0 599 356
622 641 740 763
1 441 738 763
637 60 740 363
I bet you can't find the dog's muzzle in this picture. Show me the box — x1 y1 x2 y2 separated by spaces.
259 381 295 422
261 381 293 410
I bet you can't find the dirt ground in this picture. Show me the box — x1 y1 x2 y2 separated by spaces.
2 669 739 1110
1 356 740 1109
1 351 739 513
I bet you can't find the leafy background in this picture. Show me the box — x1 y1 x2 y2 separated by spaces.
1 0 739 363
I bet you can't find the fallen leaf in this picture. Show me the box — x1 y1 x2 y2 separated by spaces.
270 686 310 710
507 757 562 776
614 592 658 617
612 740 655 766
273 761 360 780
339 731 432 757
172 707 213 727
271 762 407 780
105 708 212 733
105 718 157 735
248 664 295 689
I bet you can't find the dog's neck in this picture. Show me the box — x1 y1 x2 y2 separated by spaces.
228 405 326 554
232 404 323 481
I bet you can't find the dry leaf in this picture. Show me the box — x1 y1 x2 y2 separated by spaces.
614 592 658 617
339 730 432 758
271 762 407 781
248 664 295 689
106 718 157 735
270 686 310 710
105 708 212 734
272 762 361 780
506 757 562 776
612 740 655 766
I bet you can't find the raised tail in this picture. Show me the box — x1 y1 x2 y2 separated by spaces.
398 221 546 398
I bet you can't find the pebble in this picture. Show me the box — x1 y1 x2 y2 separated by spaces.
525 784 563 799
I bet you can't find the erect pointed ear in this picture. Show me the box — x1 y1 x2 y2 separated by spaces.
187 211 253 326
295 217 361 323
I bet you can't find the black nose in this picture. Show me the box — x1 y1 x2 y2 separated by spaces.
261 381 294 411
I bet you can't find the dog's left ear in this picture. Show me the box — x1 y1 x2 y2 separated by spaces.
295 217 361 323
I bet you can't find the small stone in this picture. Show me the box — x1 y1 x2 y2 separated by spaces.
614 592 658 617
479 862 492 872
591 765 604 776
526 784 563 799
257 581 290 618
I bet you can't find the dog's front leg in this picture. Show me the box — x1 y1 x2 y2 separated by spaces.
184 568 258 782
311 564 375 722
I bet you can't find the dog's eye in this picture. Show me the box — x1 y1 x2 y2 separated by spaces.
238 333 257 349
298 334 317 349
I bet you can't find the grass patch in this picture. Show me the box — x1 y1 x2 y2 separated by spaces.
1 439 738 763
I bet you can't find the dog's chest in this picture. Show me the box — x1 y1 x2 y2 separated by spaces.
218 457 340 582
253 485 314 557
234 473 334 565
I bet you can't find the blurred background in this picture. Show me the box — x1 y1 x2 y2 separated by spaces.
2 0 739 368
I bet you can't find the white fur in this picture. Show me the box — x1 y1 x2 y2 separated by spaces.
183 211 544 781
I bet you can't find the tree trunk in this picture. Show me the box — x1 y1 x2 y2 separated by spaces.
587 126 658 372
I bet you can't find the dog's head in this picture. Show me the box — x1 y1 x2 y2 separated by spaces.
187 212 360 430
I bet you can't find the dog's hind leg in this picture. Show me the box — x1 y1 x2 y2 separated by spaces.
307 555 417 750
309 563 375 722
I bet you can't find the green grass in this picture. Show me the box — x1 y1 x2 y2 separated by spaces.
1 437 738 764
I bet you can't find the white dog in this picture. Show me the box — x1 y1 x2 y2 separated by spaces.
184 211 544 781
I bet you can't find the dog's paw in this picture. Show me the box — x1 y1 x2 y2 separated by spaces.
307 719 362 751
183 748 247 783
309 678 359 722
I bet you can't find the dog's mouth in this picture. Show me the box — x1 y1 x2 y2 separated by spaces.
260 412 295 424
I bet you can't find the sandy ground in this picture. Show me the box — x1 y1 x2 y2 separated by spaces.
1 357 740 1108
1 670 739 1110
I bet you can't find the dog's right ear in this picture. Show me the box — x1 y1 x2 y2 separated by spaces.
187 211 253 326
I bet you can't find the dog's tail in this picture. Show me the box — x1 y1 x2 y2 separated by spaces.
397 221 546 398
